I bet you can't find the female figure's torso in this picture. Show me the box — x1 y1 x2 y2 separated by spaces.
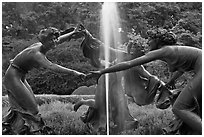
4 43 43 83
161 46 202 73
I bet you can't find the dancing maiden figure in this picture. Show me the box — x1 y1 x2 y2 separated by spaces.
3 26 86 135
89 28 202 134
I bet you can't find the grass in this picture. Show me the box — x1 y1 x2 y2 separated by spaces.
120 103 174 135
39 101 94 135
2 95 174 135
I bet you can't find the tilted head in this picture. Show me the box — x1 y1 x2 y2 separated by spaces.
126 41 145 59
38 27 60 49
146 28 177 51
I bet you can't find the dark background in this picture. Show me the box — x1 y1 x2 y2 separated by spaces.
2 2 202 95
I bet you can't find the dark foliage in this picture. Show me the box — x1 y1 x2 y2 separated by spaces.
2 2 202 95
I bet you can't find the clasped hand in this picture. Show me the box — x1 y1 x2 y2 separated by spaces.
86 71 101 81
76 70 101 82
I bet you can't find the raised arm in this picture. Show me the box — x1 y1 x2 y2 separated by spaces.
35 51 85 76
56 29 76 44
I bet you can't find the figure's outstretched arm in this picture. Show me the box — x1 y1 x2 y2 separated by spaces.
99 48 164 75
35 52 85 76
60 28 75 35
56 24 85 44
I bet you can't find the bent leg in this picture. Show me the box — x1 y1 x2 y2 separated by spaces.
5 77 44 133
7 78 38 115
20 79 47 132
172 72 202 134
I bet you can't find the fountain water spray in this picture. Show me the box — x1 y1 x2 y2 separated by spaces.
101 2 122 134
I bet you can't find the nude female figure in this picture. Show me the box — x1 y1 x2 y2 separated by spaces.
89 28 202 134
72 25 167 134
3 26 86 134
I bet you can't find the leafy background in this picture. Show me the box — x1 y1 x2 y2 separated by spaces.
2 2 202 95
